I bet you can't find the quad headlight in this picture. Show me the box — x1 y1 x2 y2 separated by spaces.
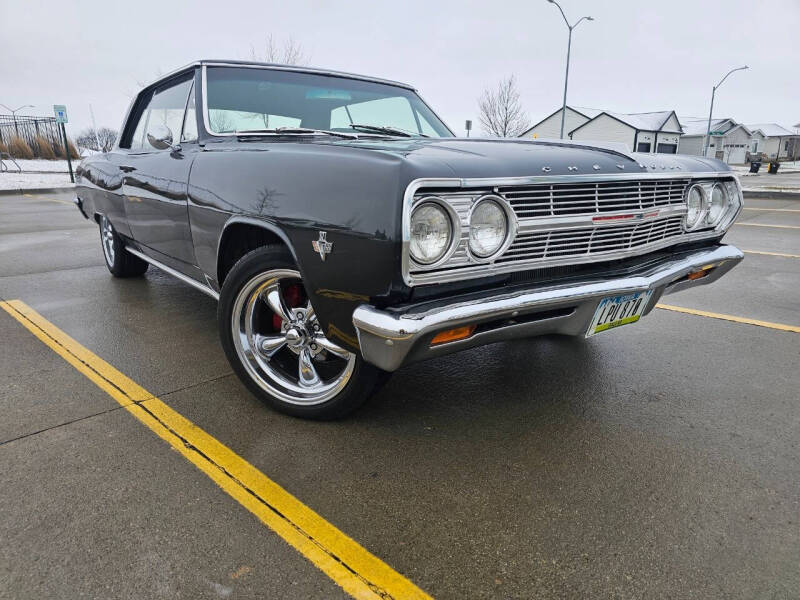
684 179 741 232
684 184 706 230
469 197 509 258
706 182 729 226
409 200 454 265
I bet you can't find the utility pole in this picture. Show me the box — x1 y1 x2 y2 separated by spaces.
703 66 748 158
547 1 594 139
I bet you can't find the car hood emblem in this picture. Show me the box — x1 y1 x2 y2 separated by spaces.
312 231 333 261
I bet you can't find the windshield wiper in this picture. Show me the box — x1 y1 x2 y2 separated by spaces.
235 127 358 139
348 124 428 138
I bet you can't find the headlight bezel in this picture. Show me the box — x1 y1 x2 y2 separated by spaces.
467 194 517 262
408 197 460 267
683 178 742 233
683 183 708 231
706 181 728 227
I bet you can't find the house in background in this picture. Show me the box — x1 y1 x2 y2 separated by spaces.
519 106 601 140
569 110 683 154
745 124 799 160
678 118 754 164
519 107 683 154
678 119 799 163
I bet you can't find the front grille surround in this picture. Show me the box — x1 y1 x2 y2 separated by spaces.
402 172 740 286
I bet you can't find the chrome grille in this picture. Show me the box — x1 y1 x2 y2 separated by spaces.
501 178 689 218
497 216 685 264
405 176 708 285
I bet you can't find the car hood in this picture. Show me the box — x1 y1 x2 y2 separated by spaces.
329 137 730 179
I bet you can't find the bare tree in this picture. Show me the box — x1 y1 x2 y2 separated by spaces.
478 75 530 138
76 127 118 152
249 35 308 65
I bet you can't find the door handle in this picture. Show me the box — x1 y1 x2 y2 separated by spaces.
119 165 136 173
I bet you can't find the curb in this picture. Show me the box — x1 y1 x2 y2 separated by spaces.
742 190 800 200
0 186 75 197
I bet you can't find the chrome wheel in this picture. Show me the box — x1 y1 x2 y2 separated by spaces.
101 216 115 266
231 269 356 406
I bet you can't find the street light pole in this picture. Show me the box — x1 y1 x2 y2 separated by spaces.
702 66 748 158
0 104 34 137
547 1 593 139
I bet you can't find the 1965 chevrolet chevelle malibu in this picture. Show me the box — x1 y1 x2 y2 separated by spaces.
75 60 743 419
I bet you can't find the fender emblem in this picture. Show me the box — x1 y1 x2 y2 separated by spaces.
312 231 333 261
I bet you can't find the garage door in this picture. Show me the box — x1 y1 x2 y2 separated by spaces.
727 145 746 164
657 143 677 154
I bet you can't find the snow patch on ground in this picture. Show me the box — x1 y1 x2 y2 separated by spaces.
0 172 75 190
1 158 78 173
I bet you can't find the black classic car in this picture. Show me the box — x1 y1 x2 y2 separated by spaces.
74 60 744 419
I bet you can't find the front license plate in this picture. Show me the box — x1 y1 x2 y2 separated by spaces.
586 290 653 337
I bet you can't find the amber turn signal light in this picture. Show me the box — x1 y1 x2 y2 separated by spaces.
687 269 711 281
431 325 476 345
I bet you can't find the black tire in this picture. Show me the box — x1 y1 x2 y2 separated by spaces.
218 245 387 420
99 215 148 277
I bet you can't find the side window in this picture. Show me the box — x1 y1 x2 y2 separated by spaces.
181 81 198 143
129 106 148 150
121 91 153 150
143 77 193 150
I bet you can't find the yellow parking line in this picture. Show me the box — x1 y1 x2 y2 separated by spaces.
656 303 800 333
743 207 800 213
0 299 431 600
22 193 72 206
735 222 800 230
743 249 800 258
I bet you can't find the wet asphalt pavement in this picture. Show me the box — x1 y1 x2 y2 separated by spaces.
1 190 799 599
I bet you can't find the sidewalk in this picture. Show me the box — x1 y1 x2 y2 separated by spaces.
738 171 800 196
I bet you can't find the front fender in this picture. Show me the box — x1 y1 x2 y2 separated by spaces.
187 143 412 352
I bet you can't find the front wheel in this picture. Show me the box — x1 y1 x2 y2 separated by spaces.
218 246 386 419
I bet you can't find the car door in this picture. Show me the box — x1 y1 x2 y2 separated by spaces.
120 73 198 267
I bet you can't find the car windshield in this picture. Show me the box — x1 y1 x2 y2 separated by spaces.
204 66 453 138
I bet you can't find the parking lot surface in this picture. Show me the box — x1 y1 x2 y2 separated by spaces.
1 190 799 599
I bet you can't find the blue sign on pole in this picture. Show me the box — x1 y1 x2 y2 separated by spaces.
53 104 68 124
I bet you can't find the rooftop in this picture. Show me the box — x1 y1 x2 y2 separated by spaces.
746 123 797 137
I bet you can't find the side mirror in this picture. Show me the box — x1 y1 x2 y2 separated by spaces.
146 124 174 150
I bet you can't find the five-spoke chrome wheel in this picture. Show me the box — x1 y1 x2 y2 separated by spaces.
231 268 356 406
101 216 115 266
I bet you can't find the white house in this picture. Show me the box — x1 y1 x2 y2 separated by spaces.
519 106 602 139
746 124 799 160
568 110 683 154
519 107 683 154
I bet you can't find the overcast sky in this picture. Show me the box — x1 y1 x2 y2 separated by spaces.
1 0 798 137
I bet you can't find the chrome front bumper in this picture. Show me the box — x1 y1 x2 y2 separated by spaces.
352 244 743 371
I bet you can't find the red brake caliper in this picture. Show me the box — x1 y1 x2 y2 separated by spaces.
272 283 304 331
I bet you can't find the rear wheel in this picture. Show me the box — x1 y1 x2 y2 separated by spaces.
99 215 148 277
218 246 386 419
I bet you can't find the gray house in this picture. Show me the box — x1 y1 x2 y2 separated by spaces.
679 119 799 163
679 118 753 164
